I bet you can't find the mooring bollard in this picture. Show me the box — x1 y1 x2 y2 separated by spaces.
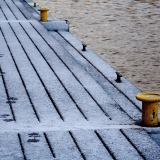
82 43 87 51
115 72 122 83
136 92 160 126
38 8 50 22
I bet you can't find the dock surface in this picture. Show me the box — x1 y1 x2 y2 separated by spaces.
0 0 160 159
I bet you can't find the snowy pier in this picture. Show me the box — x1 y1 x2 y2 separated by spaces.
0 0 160 159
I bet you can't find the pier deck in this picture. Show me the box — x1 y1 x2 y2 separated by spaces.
0 0 160 159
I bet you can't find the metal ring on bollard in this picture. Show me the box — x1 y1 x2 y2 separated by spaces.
38 8 50 22
136 92 160 127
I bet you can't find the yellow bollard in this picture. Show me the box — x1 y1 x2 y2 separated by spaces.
38 8 50 22
136 92 160 126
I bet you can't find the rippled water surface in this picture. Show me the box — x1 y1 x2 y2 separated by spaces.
35 0 160 91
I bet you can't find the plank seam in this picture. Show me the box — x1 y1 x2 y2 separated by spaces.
57 31 142 112
0 26 16 121
20 22 88 121
47 39 110 118
69 131 86 160
54 32 138 120
43 133 56 158
5 0 28 20
11 0 28 19
22 52 64 121
18 133 27 160
0 66 16 121
4 0 18 20
120 129 146 160
95 131 116 160
12 23 64 121
1 24 40 122
0 3 9 20
20 0 40 16
31 23 111 120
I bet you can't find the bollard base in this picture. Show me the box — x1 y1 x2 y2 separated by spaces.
135 120 160 127
142 101 158 127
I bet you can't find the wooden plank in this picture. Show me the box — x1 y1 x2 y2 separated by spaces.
50 31 141 121
29 21 133 124
96 129 143 160
0 8 6 20
121 128 160 160
58 31 142 109
46 131 83 159
20 0 40 21
1 22 62 123
0 0 16 20
0 133 24 159
0 75 14 122
8 22 87 122
71 130 113 160
0 27 38 123
4 0 26 20
12 0 35 20
20 21 112 122
20 132 54 160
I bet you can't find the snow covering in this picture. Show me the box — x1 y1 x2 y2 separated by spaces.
0 0 160 159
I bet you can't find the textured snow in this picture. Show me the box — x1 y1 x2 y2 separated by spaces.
20 0 41 20
0 133 23 159
0 0 160 159
9 21 86 122
71 130 113 160
0 0 17 20
5 0 26 20
50 31 142 121
30 21 135 124
0 27 38 123
122 128 160 160
12 0 35 20
59 31 142 108
20 132 54 160
0 75 13 122
46 131 82 159
97 129 143 160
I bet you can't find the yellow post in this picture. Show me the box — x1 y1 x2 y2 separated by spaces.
38 8 50 22
136 92 160 126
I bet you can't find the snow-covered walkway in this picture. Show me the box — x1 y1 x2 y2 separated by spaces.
0 0 160 159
